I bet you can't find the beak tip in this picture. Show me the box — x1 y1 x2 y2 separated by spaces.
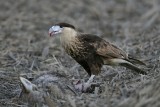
49 32 53 37
49 33 51 37
49 28 54 37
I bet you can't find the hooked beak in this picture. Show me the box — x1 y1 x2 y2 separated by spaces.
49 27 55 37
48 25 62 37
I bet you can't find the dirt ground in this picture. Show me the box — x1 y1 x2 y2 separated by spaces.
0 0 160 107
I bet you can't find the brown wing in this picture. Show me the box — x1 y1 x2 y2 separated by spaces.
78 34 127 59
96 41 127 59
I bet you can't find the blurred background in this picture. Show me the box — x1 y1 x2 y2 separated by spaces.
0 0 160 107
0 0 160 52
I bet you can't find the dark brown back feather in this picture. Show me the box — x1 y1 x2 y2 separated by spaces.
78 34 127 59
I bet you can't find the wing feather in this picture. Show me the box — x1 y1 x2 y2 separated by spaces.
78 34 127 59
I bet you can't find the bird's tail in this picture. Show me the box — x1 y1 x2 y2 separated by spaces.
126 56 146 66
123 56 147 75
120 62 147 75
109 58 147 75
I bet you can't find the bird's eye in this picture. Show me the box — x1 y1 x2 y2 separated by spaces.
59 26 63 28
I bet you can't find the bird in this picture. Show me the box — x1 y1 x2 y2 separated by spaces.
48 22 147 92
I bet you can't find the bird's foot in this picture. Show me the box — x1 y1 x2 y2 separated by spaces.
73 75 97 93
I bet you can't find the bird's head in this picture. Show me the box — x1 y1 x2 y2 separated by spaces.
49 23 75 37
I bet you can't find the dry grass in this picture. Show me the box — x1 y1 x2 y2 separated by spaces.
0 0 160 107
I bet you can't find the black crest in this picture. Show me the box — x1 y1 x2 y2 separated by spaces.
56 22 75 29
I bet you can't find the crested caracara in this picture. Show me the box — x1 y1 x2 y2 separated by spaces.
48 23 146 92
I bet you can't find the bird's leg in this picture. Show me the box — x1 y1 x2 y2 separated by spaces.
74 75 95 92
